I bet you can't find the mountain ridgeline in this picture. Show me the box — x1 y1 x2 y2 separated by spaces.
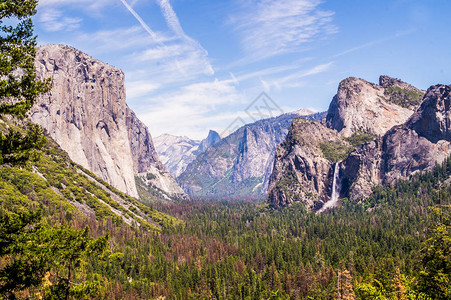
27 44 448 213
267 76 451 210
175 110 323 199
154 130 221 178
31 45 187 202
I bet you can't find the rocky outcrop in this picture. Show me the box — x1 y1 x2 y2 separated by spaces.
267 118 350 209
126 107 187 199
325 76 423 137
198 130 221 153
154 130 220 178
340 84 451 201
177 110 319 199
268 75 429 209
379 75 425 109
31 44 185 200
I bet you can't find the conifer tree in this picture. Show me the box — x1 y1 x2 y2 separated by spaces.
0 0 50 164
338 270 356 300
0 209 46 297
391 268 406 300
417 210 451 299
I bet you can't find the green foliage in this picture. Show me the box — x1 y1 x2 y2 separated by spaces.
319 141 353 162
345 132 376 148
416 212 451 299
0 0 51 118
146 172 156 181
0 123 45 164
2 138 450 299
0 209 46 297
0 0 50 166
384 86 424 109
319 133 376 163
40 225 108 300
0 208 108 299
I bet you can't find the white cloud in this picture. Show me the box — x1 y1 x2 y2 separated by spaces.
124 47 215 88
76 26 175 54
38 0 116 14
231 0 337 62
126 81 161 99
331 29 416 58
156 0 214 75
39 8 82 32
262 62 333 90
115 0 214 90
136 79 245 139
134 44 186 61
119 0 166 45
38 0 113 7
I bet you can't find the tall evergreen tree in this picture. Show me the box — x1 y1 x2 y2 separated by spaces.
0 210 46 298
0 0 50 117
417 210 451 300
391 268 407 300
0 0 50 164
338 270 356 300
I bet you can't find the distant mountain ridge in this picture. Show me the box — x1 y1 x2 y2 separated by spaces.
154 130 221 178
176 109 323 199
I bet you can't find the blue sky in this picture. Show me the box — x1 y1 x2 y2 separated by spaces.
34 0 451 139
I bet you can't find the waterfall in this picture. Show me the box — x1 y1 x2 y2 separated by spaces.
318 162 341 213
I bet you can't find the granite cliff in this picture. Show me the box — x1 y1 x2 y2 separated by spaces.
177 110 321 199
325 76 424 137
268 76 428 209
267 118 349 209
31 44 185 200
340 84 451 201
154 130 221 178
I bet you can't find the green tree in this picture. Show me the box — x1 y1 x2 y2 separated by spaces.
0 209 47 298
0 0 50 164
0 208 108 299
416 210 451 300
41 226 108 300
0 0 50 117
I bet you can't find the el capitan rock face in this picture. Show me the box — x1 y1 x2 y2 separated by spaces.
31 44 185 200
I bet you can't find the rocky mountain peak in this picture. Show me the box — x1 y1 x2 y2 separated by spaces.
32 44 186 200
268 76 429 209
379 75 410 89
379 75 425 109
408 84 451 143
198 130 221 153
177 110 318 199
325 76 421 137
267 118 350 209
339 84 451 201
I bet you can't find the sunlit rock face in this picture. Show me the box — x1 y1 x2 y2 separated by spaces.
31 44 186 199
340 84 451 201
268 76 434 209
325 76 423 137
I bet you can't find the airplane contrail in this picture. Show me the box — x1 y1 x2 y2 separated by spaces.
119 0 164 46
